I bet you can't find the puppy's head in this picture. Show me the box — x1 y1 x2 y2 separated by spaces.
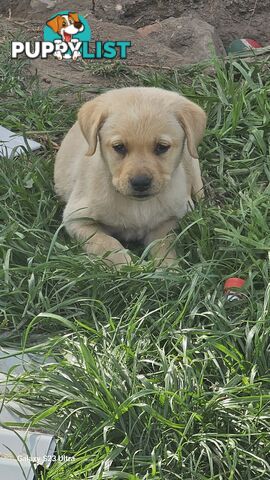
78 87 206 199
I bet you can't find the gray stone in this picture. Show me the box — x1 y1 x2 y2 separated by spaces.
30 0 57 9
138 15 226 63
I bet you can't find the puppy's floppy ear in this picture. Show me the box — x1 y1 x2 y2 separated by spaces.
69 12 80 23
78 98 107 157
176 98 207 158
46 16 60 33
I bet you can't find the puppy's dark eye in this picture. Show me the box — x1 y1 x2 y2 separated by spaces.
155 143 170 155
113 144 127 155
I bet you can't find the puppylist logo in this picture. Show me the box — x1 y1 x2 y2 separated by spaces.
11 10 131 61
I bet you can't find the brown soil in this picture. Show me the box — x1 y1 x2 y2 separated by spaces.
2 0 31 15
3 0 270 47
1 0 270 98
94 0 270 46
0 14 193 96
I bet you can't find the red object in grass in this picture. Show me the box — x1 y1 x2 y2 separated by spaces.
241 39 262 49
224 278 246 291
226 38 263 54
224 278 246 301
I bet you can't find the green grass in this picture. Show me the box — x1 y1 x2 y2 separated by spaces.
1 39 270 479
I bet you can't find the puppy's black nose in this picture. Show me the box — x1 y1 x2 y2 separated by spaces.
130 175 152 192
74 21 82 29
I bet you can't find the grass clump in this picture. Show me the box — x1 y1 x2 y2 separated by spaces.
0 45 270 479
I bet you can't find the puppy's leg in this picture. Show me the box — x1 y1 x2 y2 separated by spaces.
144 219 178 268
64 212 132 268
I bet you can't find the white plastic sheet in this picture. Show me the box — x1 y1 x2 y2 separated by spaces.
0 126 41 158
0 348 56 479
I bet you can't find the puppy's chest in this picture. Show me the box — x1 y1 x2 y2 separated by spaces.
97 193 191 242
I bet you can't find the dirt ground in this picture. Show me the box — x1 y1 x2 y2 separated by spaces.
1 14 195 94
92 0 270 46
3 0 270 46
1 0 270 98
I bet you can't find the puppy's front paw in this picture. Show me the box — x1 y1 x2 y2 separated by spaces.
153 248 178 270
104 250 132 270
85 237 132 270
156 257 178 270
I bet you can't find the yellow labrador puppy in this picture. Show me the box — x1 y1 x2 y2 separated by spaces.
54 87 206 268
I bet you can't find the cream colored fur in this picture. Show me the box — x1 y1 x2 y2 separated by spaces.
54 87 206 268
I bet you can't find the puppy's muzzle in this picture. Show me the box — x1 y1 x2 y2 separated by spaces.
129 175 153 196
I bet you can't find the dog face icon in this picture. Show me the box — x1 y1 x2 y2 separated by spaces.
46 12 84 59
46 12 84 41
